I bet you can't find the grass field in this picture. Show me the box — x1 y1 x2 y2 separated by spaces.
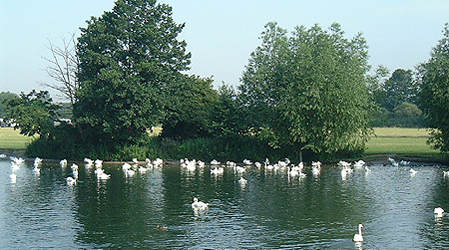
0 128 34 150
365 127 441 159
0 127 444 160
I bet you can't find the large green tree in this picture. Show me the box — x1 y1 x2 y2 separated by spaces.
418 24 449 151
161 75 217 139
74 0 191 145
383 68 416 110
0 92 18 117
5 90 60 138
240 22 373 155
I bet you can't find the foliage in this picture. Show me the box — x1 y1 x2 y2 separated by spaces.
210 84 246 137
74 0 191 145
239 22 373 155
0 92 18 117
417 23 449 151
4 90 60 139
383 69 417 110
392 102 423 128
161 75 217 139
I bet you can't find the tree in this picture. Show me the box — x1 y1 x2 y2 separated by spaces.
0 92 18 117
392 102 423 128
210 84 246 137
42 34 79 106
4 90 60 138
161 74 217 139
74 0 191 145
240 22 373 155
418 23 449 151
383 68 416 110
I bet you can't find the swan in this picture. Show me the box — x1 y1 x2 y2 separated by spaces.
400 160 410 166
126 169 135 177
192 197 208 210
197 161 205 168
239 177 248 185
0 154 6 158
353 224 364 242
139 166 149 174
210 159 220 165
11 157 24 165
60 159 68 168
211 167 224 175
66 176 76 186
122 163 132 171
243 159 252 165
97 172 111 180
34 157 42 167
255 162 262 169
153 158 163 167
10 173 16 184
71 164 79 171
84 158 93 168
434 207 445 218
442 170 449 176
94 159 103 168
132 158 139 164
353 160 365 169
388 157 396 164
410 168 417 176
235 166 246 174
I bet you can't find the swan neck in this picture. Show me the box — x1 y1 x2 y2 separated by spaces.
358 225 363 235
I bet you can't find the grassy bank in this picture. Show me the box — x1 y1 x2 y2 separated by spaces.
0 127 445 162
365 127 442 159
0 128 34 150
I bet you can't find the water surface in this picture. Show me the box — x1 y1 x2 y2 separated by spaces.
0 159 448 249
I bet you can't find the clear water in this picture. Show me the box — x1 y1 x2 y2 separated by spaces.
1 159 449 249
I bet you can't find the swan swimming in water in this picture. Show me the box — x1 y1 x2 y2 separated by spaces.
353 224 364 242
239 177 248 186
410 168 417 176
66 176 76 186
60 159 68 168
192 197 208 211
434 207 445 218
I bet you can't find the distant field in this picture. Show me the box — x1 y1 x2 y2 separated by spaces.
0 126 443 160
366 127 440 158
0 128 34 150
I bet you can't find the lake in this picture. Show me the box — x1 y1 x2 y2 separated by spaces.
1 158 449 249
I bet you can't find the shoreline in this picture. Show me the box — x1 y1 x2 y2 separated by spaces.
1 149 446 166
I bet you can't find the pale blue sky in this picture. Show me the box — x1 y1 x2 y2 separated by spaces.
1 0 449 100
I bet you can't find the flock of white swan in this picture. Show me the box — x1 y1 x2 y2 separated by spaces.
2 153 448 244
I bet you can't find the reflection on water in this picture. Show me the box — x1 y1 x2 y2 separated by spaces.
0 159 448 248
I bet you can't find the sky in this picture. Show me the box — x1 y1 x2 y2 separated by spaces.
1 0 449 100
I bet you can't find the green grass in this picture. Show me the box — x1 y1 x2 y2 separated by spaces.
0 128 34 150
365 127 442 159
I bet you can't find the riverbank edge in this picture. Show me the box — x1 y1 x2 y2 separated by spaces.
1 149 447 166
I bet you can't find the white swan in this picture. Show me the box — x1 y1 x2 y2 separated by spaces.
34 157 42 167
71 164 79 171
243 159 252 165
66 176 76 186
410 168 417 176
353 224 364 242
353 160 365 169
97 172 111 180
443 171 449 178
210 159 220 165
211 167 224 175
239 177 248 186
434 207 445 218
94 159 103 168
60 159 68 168
192 197 208 210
